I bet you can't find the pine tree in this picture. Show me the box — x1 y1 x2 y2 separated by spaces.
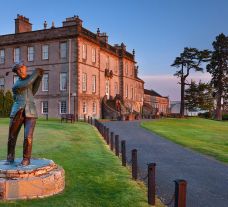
4 90 13 117
206 33 228 120
0 89 4 117
171 47 210 117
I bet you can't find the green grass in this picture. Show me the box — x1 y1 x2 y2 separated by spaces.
0 118 164 207
141 118 228 163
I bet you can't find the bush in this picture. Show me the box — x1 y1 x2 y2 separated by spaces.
222 114 228 120
198 112 211 119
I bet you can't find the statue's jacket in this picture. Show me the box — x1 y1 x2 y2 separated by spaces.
10 69 42 118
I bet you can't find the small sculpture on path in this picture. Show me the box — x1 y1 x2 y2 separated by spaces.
6 62 44 166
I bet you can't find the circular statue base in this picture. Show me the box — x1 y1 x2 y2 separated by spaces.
0 158 65 200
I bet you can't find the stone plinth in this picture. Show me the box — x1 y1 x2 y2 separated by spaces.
0 158 65 200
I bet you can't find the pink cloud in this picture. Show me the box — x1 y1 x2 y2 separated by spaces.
140 72 211 101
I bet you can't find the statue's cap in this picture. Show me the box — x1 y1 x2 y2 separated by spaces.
12 61 24 73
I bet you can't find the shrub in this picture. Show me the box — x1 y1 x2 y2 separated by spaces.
198 112 211 119
222 114 228 120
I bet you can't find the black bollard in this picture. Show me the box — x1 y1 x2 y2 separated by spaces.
174 180 187 207
115 135 119 156
121 140 126 166
132 149 137 180
148 163 156 205
110 132 114 151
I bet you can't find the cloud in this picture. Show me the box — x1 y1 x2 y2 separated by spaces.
140 73 211 101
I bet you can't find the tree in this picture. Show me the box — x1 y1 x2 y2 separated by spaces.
4 90 13 117
206 33 228 120
184 80 198 111
171 47 210 117
0 90 4 117
185 81 214 113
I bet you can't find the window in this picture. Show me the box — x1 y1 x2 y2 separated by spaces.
106 56 109 69
114 82 118 95
82 73 87 92
92 102 96 114
60 42 67 58
60 101 67 114
14 48 20 63
13 75 19 84
131 86 134 99
28 46 34 61
42 45 49 60
92 48 96 63
125 63 128 76
60 73 67 91
0 49 5 64
131 65 134 77
82 44 87 59
105 80 110 98
115 59 118 73
42 101 48 114
0 77 4 90
82 101 87 113
42 74 49 91
125 84 128 98
92 75 96 93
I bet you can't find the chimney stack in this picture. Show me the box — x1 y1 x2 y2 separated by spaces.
15 14 32 33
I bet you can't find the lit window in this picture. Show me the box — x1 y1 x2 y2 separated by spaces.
82 73 87 92
0 49 5 64
14 48 20 63
60 101 67 114
0 77 4 90
92 102 96 114
82 44 87 59
105 80 110 97
92 75 96 93
42 45 49 60
60 42 67 59
42 74 49 91
82 101 87 113
13 75 19 84
60 73 67 91
42 101 48 114
28 46 34 61
92 48 96 63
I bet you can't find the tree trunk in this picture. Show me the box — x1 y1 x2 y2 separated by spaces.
215 90 223 121
180 77 185 118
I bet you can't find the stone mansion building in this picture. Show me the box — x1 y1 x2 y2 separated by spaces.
0 15 145 118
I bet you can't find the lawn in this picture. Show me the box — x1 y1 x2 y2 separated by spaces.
141 118 228 163
0 118 164 207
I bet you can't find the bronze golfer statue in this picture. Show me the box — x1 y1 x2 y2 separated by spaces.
6 62 44 166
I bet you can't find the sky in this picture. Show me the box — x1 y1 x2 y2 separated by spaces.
0 0 228 100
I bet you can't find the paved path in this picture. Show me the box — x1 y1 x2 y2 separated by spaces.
103 120 228 207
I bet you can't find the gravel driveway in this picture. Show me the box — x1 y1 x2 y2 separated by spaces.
103 120 228 207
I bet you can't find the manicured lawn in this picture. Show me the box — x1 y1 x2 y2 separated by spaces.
141 118 228 163
0 118 164 207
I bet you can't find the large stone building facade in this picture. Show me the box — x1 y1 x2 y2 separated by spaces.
0 15 144 119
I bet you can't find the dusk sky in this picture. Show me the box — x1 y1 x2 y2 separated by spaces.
1 0 228 100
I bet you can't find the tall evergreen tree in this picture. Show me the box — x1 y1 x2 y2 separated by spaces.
185 81 214 113
206 33 228 120
171 47 210 117
4 90 13 117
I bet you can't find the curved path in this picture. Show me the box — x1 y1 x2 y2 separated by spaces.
103 120 228 207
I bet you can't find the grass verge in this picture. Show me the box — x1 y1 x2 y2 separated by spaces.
141 117 228 163
0 118 164 207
